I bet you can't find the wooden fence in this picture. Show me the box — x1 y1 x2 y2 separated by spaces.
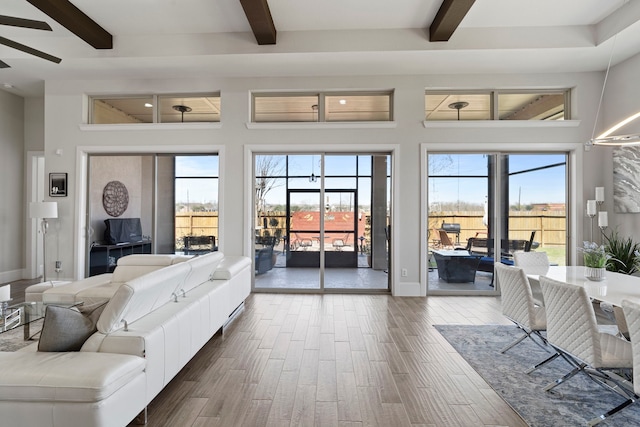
176 209 566 249
429 210 566 247
175 212 219 249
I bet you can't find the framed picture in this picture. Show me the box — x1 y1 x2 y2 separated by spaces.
50 173 67 197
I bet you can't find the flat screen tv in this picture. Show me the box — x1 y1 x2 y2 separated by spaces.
104 218 143 244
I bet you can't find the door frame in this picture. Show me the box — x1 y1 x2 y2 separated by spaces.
421 141 581 297
246 144 399 294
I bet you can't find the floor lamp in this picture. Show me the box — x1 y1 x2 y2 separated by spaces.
29 201 58 283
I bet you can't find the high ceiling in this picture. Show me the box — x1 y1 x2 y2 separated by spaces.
2 0 640 97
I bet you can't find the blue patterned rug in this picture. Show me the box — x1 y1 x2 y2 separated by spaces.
435 324 640 426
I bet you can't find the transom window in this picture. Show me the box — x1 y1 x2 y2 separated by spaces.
252 91 394 123
425 90 569 121
90 94 220 124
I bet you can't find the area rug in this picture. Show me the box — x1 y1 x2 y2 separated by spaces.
435 324 640 426
0 320 41 352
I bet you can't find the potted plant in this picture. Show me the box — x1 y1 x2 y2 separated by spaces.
603 229 640 275
362 242 372 267
581 241 610 281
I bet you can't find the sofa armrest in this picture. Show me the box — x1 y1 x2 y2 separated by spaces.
212 256 252 280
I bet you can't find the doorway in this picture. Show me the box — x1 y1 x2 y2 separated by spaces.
253 153 391 292
427 152 567 295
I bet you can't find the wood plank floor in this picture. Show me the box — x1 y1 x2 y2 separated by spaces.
134 294 526 427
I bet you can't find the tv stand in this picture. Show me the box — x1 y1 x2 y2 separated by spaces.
89 239 152 276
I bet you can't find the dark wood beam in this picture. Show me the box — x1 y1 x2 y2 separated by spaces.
26 0 112 49
429 0 475 42
239 0 277 45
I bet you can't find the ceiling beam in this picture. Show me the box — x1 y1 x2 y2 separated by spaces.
239 0 277 45
429 0 475 42
26 0 112 49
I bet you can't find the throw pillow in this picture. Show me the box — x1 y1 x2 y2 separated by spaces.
37 301 107 352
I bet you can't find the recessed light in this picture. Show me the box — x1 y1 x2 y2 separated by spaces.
339 99 346 105
144 103 153 108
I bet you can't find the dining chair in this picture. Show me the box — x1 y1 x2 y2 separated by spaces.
539 276 634 424
513 251 549 276
495 263 556 373
513 251 550 305
585 299 640 425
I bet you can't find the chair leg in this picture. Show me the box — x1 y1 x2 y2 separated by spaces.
500 331 528 353
588 397 637 426
544 363 587 392
526 352 560 374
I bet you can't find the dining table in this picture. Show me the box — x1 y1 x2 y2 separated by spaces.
527 265 640 307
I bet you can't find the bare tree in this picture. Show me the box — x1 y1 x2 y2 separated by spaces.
255 155 286 214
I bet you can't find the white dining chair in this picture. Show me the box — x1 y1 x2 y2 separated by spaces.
513 251 549 275
513 251 549 305
586 299 640 425
495 263 557 373
539 276 635 425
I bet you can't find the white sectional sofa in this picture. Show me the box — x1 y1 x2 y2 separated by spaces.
0 251 251 427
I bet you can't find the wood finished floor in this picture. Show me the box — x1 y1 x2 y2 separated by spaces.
134 293 526 427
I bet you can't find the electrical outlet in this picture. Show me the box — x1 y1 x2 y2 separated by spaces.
401 268 408 277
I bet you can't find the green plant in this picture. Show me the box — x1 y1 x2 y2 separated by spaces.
580 241 610 268
604 230 640 274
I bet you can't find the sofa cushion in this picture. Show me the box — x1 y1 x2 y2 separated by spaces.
0 352 145 402
42 274 114 305
38 302 107 352
111 254 182 283
75 282 125 305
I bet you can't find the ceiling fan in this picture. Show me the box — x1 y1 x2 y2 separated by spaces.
0 14 61 69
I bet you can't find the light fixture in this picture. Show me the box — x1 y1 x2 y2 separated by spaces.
448 101 469 120
339 99 347 105
309 154 317 182
587 35 640 148
29 201 58 283
173 104 192 122
144 102 153 108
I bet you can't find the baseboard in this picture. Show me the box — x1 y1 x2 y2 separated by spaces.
222 301 245 334
0 269 25 284
394 281 423 297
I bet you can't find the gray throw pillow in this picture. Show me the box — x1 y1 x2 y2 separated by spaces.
38 302 107 352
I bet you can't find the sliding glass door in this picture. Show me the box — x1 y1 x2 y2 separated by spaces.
427 152 567 295
253 153 391 292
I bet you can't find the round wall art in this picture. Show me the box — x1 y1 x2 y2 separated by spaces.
103 180 129 217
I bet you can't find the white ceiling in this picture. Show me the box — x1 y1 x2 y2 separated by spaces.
2 0 640 97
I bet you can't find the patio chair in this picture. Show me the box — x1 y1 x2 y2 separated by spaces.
294 233 313 250
494 263 555 374
539 276 634 425
438 229 463 249
332 234 349 251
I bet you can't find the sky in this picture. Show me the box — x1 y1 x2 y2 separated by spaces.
428 154 566 206
173 153 566 208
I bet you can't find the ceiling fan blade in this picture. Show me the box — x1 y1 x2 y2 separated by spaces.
0 15 52 31
0 59 10 68
0 35 61 64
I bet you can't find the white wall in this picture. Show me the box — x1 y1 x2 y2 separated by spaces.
37 71 611 294
0 90 25 282
597 51 640 239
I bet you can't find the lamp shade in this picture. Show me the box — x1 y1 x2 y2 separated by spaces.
29 201 58 219
0 284 10 302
